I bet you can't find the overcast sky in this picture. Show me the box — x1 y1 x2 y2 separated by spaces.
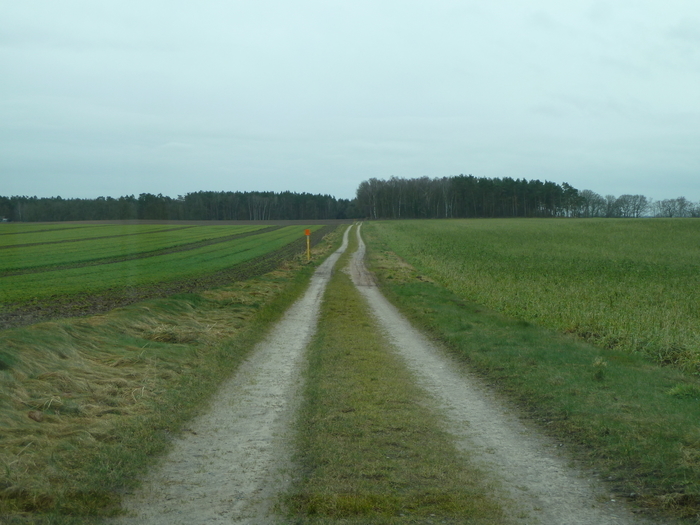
1 1 699 201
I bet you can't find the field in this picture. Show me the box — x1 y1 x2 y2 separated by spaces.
4 218 700 522
362 218 700 518
364 218 700 369
0 222 345 522
0 222 331 330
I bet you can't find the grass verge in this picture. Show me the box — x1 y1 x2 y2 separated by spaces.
285 232 508 525
362 224 700 522
0 226 345 524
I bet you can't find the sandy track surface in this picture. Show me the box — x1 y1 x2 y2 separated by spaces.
112 226 351 525
348 224 666 525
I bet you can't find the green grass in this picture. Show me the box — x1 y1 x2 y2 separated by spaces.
0 225 267 272
0 225 344 524
363 224 700 520
285 231 508 525
1 225 322 305
364 218 700 369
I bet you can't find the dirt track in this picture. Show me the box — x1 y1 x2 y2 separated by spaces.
113 226 352 524
113 224 670 524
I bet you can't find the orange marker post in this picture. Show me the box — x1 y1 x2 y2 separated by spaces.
304 229 311 261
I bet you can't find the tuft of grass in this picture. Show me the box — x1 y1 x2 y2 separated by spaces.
285 233 508 524
362 224 700 520
0 226 345 523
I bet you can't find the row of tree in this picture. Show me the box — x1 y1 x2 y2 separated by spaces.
0 191 358 222
1 177 697 222
354 175 700 219
578 191 700 218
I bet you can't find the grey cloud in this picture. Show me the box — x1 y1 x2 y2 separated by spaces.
1 1 699 201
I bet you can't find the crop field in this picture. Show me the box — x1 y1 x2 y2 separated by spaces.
0 225 346 521
364 218 700 369
0 224 268 273
0 222 327 329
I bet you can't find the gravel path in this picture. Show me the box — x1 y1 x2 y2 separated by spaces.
348 223 667 525
113 226 351 525
112 223 672 524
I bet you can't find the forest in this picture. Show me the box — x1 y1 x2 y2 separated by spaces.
1 175 697 221
0 191 357 222
355 175 700 219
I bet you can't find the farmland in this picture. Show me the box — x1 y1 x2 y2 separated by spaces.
0 222 331 328
4 217 700 522
0 223 345 521
362 220 700 518
364 218 700 369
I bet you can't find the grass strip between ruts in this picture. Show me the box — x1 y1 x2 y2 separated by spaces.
361 224 700 522
285 232 508 525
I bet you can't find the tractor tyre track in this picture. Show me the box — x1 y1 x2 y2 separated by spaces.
0 225 199 250
0 226 281 275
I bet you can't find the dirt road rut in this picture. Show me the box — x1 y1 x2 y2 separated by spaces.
113 227 351 524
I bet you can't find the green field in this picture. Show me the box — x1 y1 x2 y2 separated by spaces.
362 220 700 518
0 224 323 319
0 223 344 522
364 219 700 369
4 218 700 522
0 224 268 273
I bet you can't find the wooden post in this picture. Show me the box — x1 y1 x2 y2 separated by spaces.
305 229 311 261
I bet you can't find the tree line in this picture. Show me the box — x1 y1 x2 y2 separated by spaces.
355 175 700 219
1 176 697 222
0 191 358 222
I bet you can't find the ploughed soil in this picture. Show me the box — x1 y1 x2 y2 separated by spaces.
0 224 338 330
